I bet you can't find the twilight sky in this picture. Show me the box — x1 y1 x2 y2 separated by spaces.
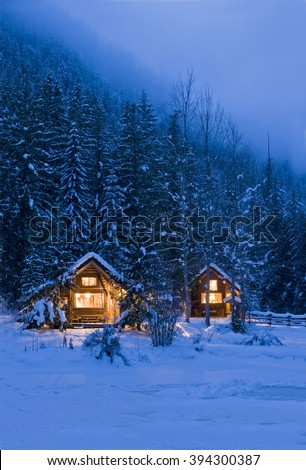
16 0 306 170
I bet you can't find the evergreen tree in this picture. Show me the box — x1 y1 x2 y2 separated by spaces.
161 112 198 321
56 123 90 264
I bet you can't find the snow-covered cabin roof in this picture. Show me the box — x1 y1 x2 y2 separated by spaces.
194 263 241 290
67 252 123 282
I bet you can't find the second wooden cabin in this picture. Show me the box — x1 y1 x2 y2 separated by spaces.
190 263 241 317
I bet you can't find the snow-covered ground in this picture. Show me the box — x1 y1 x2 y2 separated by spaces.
0 313 305 450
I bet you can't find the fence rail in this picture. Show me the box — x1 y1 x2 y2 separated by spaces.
247 311 306 327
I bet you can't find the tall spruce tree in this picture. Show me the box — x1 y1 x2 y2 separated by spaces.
56 123 90 265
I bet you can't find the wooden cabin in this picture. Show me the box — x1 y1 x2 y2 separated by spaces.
190 263 241 317
61 252 124 325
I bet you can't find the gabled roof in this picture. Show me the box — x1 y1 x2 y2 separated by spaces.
195 263 241 290
68 252 123 282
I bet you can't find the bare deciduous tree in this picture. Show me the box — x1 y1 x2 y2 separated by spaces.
197 86 226 326
170 69 198 322
171 68 197 141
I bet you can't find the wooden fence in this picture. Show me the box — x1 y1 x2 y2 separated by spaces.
247 311 306 327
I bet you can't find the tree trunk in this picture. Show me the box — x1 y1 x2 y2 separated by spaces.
205 259 211 327
183 247 191 322
231 254 236 327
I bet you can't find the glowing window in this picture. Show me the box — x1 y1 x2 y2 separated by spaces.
201 293 222 304
81 277 97 286
210 280 218 291
75 293 104 308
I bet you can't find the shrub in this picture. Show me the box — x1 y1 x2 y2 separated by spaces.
18 297 67 330
243 327 283 346
231 306 246 334
83 326 128 365
148 298 180 347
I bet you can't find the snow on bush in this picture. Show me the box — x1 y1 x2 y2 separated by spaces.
19 298 67 330
83 326 128 365
186 323 283 348
243 327 283 346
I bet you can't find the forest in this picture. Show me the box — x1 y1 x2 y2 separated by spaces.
1 19 306 326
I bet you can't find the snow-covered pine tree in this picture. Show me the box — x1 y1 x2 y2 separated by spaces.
85 95 107 213
136 91 161 217
20 245 48 303
95 162 128 273
161 111 198 322
1 76 43 300
56 123 90 264
112 95 161 327
259 161 292 313
292 212 306 314
282 190 305 314
222 118 246 332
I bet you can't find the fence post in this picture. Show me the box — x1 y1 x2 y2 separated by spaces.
287 315 291 327
268 314 272 327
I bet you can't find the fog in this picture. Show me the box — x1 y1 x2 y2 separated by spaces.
5 0 306 171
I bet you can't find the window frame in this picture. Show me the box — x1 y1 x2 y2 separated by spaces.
201 292 223 304
74 292 104 309
81 277 97 287
209 279 218 291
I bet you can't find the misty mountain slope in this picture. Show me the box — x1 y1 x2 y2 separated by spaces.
2 0 168 101
1 21 118 105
